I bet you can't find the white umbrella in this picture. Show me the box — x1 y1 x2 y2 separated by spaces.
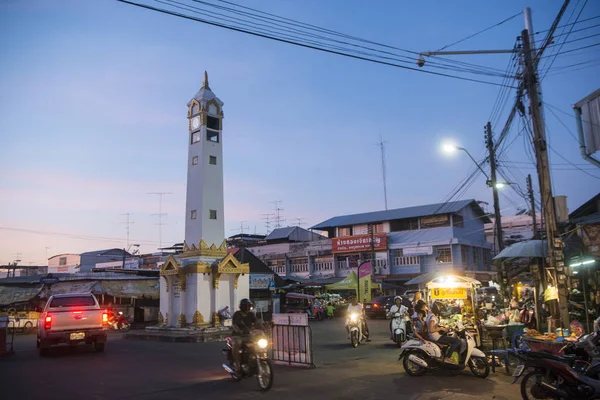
493 240 547 261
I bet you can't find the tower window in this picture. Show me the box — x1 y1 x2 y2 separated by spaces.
209 156 217 165
191 132 201 144
191 210 197 220
207 116 220 143
207 130 219 143
209 209 217 220
207 116 220 130
192 156 198 165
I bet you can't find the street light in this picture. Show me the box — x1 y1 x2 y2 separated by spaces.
442 142 512 189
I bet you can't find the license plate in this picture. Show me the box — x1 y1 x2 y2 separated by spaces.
70 332 85 340
366 305 371 308
511 365 525 384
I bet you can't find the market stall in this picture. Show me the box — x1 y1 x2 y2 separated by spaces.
405 272 482 346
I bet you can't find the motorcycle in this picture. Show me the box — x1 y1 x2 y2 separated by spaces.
222 330 274 391
513 332 600 399
390 305 409 348
109 312 130 332
347 312 365 348
399 322 489 378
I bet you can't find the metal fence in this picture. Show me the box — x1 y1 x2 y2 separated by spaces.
270 324 315 368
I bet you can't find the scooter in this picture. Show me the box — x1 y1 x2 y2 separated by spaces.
347 312 364 348
390 305 409 348
399 322 489 378
222 330 274 391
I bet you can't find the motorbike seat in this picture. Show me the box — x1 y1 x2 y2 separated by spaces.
527 350 577 363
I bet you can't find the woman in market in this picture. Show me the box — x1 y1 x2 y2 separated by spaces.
426 301 462 364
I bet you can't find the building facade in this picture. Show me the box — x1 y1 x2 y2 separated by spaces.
245 200 493 284
48 254 81 274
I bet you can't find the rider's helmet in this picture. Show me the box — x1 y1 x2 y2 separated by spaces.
394 295 402 304
239 298 253 312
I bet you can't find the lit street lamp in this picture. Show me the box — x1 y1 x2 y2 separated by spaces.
443 143 512 189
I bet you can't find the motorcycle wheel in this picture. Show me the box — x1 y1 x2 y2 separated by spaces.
395 334 402 348
120 322 131 332
468 356 490 379
256 359 273 391
351 331 359 348
402 350 428 377
520 371 558 400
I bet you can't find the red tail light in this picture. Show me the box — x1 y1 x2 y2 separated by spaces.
374 304 379 308
102 312 108 325
44 315 52 330
72 311 83 314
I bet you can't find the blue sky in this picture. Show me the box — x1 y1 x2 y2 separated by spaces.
1 0 599 265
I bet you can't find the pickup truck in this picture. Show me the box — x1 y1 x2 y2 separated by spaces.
37 293 108 356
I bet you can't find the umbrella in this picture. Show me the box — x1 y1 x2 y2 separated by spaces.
493 240 547 261
405 271 480 286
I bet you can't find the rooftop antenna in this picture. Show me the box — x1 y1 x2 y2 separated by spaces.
262 213 275 235
270 200 285 228
121 212 134 248
147 192 172 250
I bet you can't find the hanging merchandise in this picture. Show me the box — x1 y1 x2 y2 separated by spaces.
544 285 559 302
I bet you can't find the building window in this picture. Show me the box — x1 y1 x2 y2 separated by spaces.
483 249 491 265
209 209 217 220
371 223 384 233
207 116 220 142
338 226 352 237
191 131 201 144
436 246 452 263
191 210 197 220
390 218 418 232
59 257 67 266
192 156 198 165
209 156 217 165
453 214 464 228
461 246 469 266
421 214 450 229
473 248 480 266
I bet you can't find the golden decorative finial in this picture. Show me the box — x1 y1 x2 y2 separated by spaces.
202 71 210 90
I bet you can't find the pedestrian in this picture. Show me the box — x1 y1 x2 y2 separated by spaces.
326 302 335 320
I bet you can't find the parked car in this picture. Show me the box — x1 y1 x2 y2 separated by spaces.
37 293 108 357
365 295 395 319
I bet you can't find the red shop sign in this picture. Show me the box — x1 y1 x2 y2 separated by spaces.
332 233 387 254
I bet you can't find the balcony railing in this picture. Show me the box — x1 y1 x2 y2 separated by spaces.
393 256 420 266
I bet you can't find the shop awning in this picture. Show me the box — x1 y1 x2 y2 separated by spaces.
98 280 159 299
405 272 481 287
325 272 359 291
0 285 43 306
493 240 548 261
44 281 100 297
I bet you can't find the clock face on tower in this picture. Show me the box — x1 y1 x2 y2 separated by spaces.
191 116 200 130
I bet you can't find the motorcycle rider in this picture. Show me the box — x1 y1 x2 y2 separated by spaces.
426 301 461 364
412 300 428 341
231 299 264 374
346 296 370 341
388 296 408 339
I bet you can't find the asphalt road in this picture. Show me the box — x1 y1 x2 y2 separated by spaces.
0 319 522 400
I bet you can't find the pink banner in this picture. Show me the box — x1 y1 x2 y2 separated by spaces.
358 262 372 279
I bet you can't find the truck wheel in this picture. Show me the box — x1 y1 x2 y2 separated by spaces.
95 342 105 353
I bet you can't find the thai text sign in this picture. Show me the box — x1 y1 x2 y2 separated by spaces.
431 287 467 300
272 313 309 326
249 273 273 289
332 233 387 254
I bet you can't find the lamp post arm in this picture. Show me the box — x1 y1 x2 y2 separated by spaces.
459 147 490 181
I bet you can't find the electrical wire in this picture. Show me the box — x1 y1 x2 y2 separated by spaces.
534 13 600 34
118 0 518 87
436 11 522 51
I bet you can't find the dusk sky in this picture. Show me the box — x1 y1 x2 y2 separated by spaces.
1 0 599 265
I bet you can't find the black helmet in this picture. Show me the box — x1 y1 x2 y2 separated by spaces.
239 298 253 312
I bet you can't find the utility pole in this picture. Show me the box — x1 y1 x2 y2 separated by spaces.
147 192 172 250
121 213 134 249
485 122 504 254
377 135 389 210
522 28 569 328
368 224 376 272
527 174 538 239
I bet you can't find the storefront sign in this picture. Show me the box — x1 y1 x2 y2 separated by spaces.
332 233 387 254
250 274 273 289
402 246 433 256
431 287 467 300
272 313 308 326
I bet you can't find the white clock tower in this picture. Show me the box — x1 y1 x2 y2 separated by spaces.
185 71 225 248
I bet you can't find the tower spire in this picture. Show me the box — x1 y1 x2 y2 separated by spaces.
202 71 210 90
